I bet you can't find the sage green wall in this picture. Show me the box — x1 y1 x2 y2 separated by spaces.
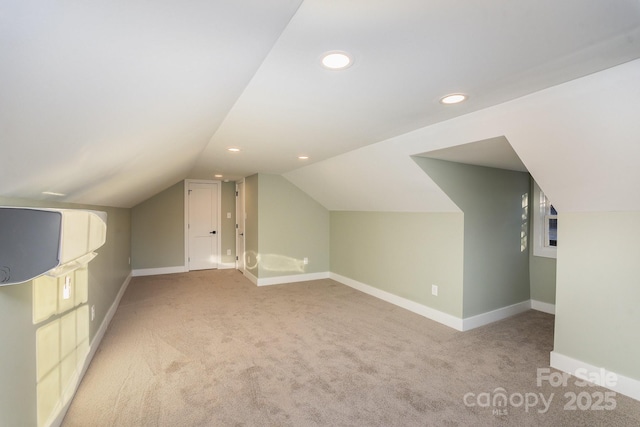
529 255 556 304
220 181 237 266
244 175 259 277
0 276 37 426
131 180 237 270
0 197 131 427
330 211 464 317
131 181 184 269
554 211 640 380
414 157 530 317
258 174 330 278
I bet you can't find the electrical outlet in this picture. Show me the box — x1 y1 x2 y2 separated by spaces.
431 284 438 296
226 249 231 256
227 212 231 219
303 257 308 265
63 276 71 300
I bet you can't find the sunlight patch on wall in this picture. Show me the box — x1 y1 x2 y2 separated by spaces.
521 192 529 252
33 267 90 427
244 251 306 274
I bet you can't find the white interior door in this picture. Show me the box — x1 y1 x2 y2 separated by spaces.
188 182 219 270
236 180 245 272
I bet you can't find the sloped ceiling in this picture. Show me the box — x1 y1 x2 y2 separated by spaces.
415 136 528 173
285 58 640 212
2 0 640 208
0 0 304 207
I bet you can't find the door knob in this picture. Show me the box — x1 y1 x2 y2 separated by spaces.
210 230 216 234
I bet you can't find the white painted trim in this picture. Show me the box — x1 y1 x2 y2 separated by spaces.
132 266 187 277
532 181 557 259
461 300 531 331
531 299 556 315
244 269 258 285
330 273 464 331
257 271 330 286
550 351 640 402
185 179 222 271
87 272 132 371
51 272 132 427
184 180 189 271
235 178 246 274
218 262 236 270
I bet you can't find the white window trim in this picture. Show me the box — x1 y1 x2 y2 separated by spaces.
533 182 557 259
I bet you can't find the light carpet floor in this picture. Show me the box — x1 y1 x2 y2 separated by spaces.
63 269 640 426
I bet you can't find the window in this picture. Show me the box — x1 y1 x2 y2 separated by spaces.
545 204 558 248
533 181 558 258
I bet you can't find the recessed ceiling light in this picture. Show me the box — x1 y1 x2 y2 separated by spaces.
42 191 65 197
227 147 241 152
321 51 352 70
298 156 309 160
440 93 468 104
214 174 223 178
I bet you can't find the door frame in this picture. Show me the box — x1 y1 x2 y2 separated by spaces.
235 179 245 273
184 179 222 271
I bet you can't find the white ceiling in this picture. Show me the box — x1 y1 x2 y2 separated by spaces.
285 58 640 213
2 0 640 208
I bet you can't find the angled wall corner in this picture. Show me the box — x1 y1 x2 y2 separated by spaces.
412 156 531 318
255 174 329 280
131 181 185 270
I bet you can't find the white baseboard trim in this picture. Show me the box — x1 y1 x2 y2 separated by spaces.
531 299 556 315
257 271 330 287
89 272 133 362
330 273 464 331
132 266 187 277
244 270 258 285
550 351 640 402
218 262 236 270
461 300 531 331
52 272 132 427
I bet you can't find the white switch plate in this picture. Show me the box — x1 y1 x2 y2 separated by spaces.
431 285 438 296
227 212 231 219
226 249 231 256
91 305 95 321
303 257 308 265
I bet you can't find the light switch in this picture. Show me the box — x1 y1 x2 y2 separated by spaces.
227 212 231 219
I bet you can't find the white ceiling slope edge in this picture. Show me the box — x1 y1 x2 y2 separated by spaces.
415 136 528 173
1 0 640 208
284 58 640 213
